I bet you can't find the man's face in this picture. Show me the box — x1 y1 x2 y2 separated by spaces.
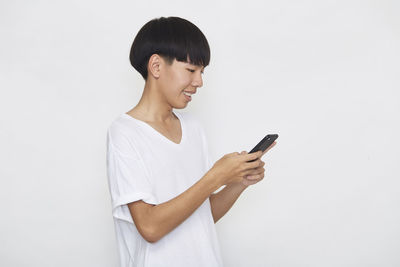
159 57 205 108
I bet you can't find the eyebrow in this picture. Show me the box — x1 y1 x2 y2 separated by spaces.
187 62 205 70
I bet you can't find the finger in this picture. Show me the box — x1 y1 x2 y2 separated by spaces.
254 160 265 167
252 158 263 168
245 150 262 161
245 175 255 180
250 166 265 175
246 174 261 180
251 171 266 179
234 151 246 157
244 159 263 172
248 162 265 172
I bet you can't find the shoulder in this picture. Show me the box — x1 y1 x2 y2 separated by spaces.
106 114 142 153
107 115 129 138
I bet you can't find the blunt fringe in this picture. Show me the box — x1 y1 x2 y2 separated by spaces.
129 16 211 80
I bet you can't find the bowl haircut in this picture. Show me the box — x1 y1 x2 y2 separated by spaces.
130 16 211 81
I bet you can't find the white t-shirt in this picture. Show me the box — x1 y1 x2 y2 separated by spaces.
106 110 224 267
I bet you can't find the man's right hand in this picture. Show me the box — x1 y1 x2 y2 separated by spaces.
210 150 263 186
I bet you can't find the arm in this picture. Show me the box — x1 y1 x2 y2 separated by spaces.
209 182 248 223
129 150 263 243
208 147 273 223
128 170 221 243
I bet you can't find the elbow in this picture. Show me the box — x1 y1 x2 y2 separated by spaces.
139 224 162 243
128 201 162 243
144 230 160 244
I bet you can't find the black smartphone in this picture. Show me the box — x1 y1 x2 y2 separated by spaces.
247 134 279 162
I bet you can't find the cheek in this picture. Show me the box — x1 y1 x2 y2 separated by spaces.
162 69 191 91
173 69 191 83
183 75 194 88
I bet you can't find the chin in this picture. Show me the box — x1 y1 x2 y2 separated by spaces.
170 101 187 109
176 103 188 109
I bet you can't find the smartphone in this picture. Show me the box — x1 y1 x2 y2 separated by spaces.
247 134 279 162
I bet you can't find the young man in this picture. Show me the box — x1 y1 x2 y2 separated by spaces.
106 16 276 267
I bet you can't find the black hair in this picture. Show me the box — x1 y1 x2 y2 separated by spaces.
129 16 210 81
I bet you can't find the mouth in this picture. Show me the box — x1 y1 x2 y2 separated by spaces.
183 91 195 101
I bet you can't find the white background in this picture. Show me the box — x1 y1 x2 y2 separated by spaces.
1 0 399 266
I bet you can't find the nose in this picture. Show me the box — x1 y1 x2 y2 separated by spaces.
191 72 203 88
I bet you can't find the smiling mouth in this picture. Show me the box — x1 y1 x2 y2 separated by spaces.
183 92 192 101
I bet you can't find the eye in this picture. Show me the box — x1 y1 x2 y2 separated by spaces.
187 69 195 73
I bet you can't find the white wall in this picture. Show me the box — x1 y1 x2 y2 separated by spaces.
1 0 399 266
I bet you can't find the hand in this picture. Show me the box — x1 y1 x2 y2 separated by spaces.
238 151 265 186
211 150 263 186
240 141 277 187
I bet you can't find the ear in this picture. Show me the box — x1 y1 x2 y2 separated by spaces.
147 54 162 79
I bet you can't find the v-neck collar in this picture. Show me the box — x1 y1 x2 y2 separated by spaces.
122 110 185 146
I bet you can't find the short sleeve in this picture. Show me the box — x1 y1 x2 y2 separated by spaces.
106 128 157 224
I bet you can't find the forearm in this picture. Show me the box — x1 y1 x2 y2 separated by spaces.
149 170 220 242
209 182 248 223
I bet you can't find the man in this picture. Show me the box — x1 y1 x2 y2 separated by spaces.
106 16 276 267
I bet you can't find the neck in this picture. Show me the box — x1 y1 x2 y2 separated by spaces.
130 80 175 123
